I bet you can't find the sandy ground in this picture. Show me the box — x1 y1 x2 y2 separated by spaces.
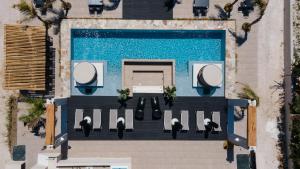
255 0 284 168
0 0 20 168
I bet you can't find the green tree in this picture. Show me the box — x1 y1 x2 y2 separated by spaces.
241 0 268 33
224 0 239 17
164 86 176 103
290 119 300 168
117 88 130 102
238 84 260 106
13 0 51 28
19 98 46 129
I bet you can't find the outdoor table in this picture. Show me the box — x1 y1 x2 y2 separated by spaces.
171 118 179 126
204 118 211 126
84 116 92 124
117 117 125 124
73 62 96 84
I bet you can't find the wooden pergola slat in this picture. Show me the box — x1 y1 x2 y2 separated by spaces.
4 24 46 91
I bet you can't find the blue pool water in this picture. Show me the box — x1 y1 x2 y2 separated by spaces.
71 29 225 96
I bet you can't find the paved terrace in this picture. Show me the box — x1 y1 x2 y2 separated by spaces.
67 94 227 140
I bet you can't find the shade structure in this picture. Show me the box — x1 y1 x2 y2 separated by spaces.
198 64 222 87
4 24 46 90
73 62 96 84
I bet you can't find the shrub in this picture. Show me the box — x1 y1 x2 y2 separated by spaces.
238 84 260 106
5 95 18 153
19 97 46 129
290 119 300 168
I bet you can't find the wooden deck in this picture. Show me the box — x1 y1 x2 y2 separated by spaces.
45 104 55 145
66 94 227 140
247 105 256 147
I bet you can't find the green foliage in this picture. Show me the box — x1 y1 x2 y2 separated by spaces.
291 95 300 114
290 119 300 168
238 84 260 106
255 0 267 12
5 95 18 153
19 97 46 129
224 3 233 13
117 88 130 102
60 0 72 11
164 86 176 102
13 0 37 21
242 22 251 33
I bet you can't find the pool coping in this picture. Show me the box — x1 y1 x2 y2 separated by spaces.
59 19 236 98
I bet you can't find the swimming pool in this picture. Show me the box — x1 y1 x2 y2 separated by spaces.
71 29 225 96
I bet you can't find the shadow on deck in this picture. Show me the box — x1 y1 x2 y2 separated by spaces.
66 94 227 140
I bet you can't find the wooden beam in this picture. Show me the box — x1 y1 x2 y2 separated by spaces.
247 105 257 147
45 104 55 146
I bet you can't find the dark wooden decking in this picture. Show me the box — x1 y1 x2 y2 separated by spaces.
123 0 173 20
67 94 227 140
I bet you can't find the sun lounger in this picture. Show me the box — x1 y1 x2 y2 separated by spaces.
164 110 172 131
74 109 83 129
109 109 118 130
152 97 162 120
181 110 189 131
212 111 222 131
193 0 209 16
196 111 205 131
135 97 145 120
89 0 103 15
93 109 102 130
125 109 134 130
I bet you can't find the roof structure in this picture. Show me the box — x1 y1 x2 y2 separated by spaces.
4 24 46 91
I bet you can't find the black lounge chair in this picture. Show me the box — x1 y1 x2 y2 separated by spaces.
135 97 145 120
151 97 162 120
238 0 254 17
193 0 209 16
34 0 45 8
89 0 104 15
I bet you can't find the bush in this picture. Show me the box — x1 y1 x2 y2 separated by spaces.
238 84 260 106
290 119 300 168
19 97 46 129
5 95 18 153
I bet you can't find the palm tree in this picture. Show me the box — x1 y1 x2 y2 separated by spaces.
241 0 268 33
13 0 50 28
223 0 239 17
237 84 260 106
163 86 176 103
19 98 46 129
117 88 130 102
60 0 72 16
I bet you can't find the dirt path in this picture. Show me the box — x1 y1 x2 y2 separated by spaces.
255 0 284 168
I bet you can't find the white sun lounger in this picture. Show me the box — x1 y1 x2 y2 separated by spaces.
164 110 172 131
109 109 118 130
181 110 189 131
212 111 222 131
74 109 83 129
93 109 102 130
196 111 205 131
125 109 134 130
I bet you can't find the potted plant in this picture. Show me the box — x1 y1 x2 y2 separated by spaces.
117 88 130 103
163 86 176 104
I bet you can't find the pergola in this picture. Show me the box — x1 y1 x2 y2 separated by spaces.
4 24 46 91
